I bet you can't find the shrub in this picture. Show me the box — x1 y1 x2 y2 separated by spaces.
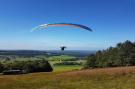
2 59 53 73
23 60 53 72
0 62 4 73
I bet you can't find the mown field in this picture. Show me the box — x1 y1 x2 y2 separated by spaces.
0 66 135 89
53 65 82 72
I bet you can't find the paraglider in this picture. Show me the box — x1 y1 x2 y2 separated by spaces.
32 23 93 32
31 23 93 57
60 46 66 51
60 46 67 62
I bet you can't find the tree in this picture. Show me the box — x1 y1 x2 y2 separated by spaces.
84 54 97 69
0 62 4 73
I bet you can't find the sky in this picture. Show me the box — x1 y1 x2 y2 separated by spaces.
0 0 135 50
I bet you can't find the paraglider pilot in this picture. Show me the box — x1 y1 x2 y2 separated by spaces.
60 46 66 51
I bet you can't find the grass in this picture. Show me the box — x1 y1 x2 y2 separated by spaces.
48 55 76 61
48 55 84 72
0 66 135 89
53 65 82 72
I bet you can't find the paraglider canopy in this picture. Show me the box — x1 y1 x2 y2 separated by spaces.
32 23 93 32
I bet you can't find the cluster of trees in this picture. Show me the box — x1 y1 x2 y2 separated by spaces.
0 59 53 73
84 40 135 69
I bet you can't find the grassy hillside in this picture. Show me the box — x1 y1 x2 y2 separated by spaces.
0 66 135 89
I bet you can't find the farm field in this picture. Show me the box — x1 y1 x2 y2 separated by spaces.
53 65 82 72
0 66 135 89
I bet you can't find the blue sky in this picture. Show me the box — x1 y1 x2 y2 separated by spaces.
0 0 135 50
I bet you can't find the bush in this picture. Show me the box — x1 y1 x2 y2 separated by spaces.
0 62 4 73
2 59 53 73
84 54 96 69
23 60 53 72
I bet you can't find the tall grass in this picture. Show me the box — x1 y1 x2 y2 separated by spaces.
0 66 135 89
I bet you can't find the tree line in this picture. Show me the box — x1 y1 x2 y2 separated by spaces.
84 40 135 68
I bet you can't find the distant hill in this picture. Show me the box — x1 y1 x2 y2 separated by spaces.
45 50 96 57
0 50 47 56
0 50 96 57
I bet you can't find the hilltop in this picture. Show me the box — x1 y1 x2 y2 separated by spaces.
0 66 135 89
